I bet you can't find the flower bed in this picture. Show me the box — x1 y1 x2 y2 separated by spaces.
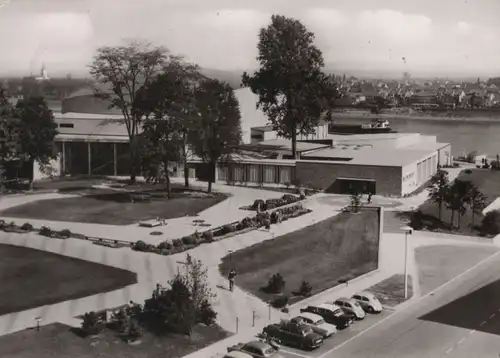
132 203 313 256
242 188 319 212
0 220 74 239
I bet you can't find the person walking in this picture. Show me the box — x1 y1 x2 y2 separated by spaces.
367 193 373 204
228 269 237 292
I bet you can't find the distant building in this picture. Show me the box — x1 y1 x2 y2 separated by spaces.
35 64 50 82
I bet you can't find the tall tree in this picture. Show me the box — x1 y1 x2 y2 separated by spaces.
427 169 450 221
469 186 487 228
242 15 338 159
187 79 242 193
89 40 169 183
0 89 20 190
136 60 202 196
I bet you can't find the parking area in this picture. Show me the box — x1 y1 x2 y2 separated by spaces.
253 309 394 358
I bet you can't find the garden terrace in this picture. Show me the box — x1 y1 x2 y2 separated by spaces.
0 322 229 358
0 244 137 315
409 169 500 236
0 186 229 225
219 207 380 306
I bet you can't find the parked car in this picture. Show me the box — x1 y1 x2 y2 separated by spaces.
352 291 384 313
223 352 254 358
291 312 337 338
227 340 283 358
331 297 366 320
300 303 354 329
263 320 324 350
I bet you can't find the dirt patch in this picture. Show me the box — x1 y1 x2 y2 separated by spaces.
366 274 413 307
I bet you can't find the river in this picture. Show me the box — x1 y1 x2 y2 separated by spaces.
331 116 500 157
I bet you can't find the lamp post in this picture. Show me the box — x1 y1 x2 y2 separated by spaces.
228 250 233 263
401 226 413 299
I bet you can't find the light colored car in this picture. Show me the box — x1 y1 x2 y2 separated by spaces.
228 340 284 358
352 291 384 313
223 351 254 358
331 297 366 320
291 312 337 338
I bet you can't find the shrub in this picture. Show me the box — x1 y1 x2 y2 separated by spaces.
281 194 298 204
221 224 234 235
263 218 271 230
239 217 255 229
110 308 129 333
202 230 214 242
252 199 265 211
271 295 289 309
0 220 5 229
491 161 500 170
172 238 183 247
481 210 500 236
265 273 286 294
127 320 143 341
39 226 52 237
181 236 195 246
81 311 103 336
21 223 33 231
59 229 72 238
133 240 148 251
158 241 173 250
410 210 425 230
197 299 217 326
298 281 312 297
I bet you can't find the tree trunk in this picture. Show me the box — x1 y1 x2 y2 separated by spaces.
457 212 461 229
129 137 137 184
438 201 442 221
164 162 171 199
450 210 455 231
184 162 189 188
471 207 475 227
207 161 215 193
291 129 297 160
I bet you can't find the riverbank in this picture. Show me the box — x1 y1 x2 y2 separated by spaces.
331 110 500 123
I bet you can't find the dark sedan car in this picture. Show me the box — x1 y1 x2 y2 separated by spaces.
263 320 324 350
300 303 355 329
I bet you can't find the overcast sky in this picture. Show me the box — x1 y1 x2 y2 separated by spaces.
1 0 500 78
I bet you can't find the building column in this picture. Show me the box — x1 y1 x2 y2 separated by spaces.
113 143 117 176
87 142 92 175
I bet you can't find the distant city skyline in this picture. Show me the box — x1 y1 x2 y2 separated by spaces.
1 0 500 78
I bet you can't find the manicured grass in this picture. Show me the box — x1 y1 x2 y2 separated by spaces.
0 244 137 315
412 169 500 236
0 323 230 358
367 274 413 307
219 208 380 303
415 245 499 295
0 188 228 225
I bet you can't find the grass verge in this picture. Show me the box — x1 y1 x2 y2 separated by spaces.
0 244 137 315
220 208 380 305
366 274 413 307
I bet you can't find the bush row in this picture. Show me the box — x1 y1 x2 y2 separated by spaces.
250 189 318 212
133 203 312 255
0 220 73 239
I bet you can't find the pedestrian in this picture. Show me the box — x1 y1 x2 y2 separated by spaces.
368 193 372 204
228 269 237 292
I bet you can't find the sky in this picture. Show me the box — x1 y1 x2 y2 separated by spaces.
1 0 500 78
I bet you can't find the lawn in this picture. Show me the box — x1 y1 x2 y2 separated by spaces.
0 244 137 315
366 274 413 307
0 323 230 358
0 187 228 225
415 244 499 295
410 169 500 236
219 208 380 303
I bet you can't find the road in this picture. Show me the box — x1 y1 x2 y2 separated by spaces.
315 251 500 358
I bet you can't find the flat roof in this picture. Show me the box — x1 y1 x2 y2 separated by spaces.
254 139 330 153
301 141 449 167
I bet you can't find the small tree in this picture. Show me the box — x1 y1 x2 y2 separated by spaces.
265 273 286 294
110 308 129 333
445 180 472 230
481 210 500 236
81 311 103 336
182 254 216 314
350 192 363 213
469 186 487 228
427 170 450 221
187 79 242 193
